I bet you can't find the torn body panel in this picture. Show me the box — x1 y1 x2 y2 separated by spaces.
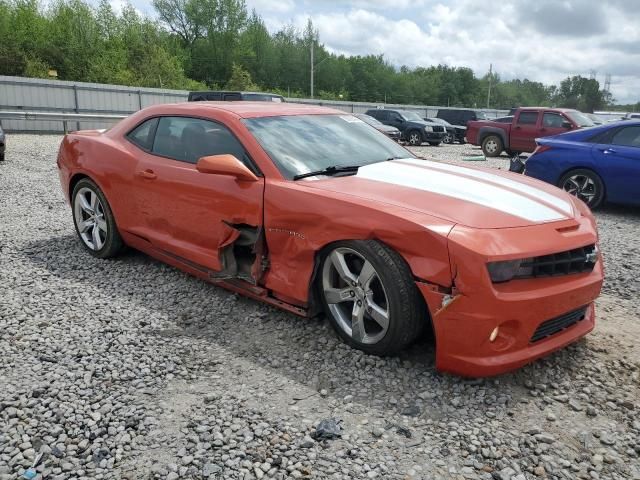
261 179 456 305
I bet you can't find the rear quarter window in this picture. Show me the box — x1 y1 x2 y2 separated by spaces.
127 118 159 151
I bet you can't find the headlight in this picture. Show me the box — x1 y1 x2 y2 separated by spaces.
424 125 433 132
487 258 533 283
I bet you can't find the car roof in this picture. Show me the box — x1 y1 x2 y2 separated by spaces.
145 101 344 119
517 107 578 113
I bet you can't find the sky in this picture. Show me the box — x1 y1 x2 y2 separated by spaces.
114 0 640 104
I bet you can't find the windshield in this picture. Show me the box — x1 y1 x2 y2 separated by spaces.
565 110 594 127
355 113 384 127
399 111 423 122
476 111 488 120
244 114 413 179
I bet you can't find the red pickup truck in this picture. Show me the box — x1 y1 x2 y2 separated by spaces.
466 108 594 157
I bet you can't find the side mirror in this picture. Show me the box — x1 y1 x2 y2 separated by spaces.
196 154 259 182
562 121 573 129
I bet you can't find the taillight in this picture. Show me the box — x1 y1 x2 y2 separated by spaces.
533 144 552 154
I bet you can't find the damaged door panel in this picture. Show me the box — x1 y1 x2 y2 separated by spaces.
212 223 268 285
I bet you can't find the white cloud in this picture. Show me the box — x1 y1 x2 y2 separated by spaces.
278 0 640 103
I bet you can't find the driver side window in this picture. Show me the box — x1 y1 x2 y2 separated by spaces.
543 113 564 128
151 117 246 165
610 126 640 148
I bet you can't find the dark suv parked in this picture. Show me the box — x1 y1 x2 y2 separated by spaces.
188 91 285 102
436 108 487 126
365 108 445 146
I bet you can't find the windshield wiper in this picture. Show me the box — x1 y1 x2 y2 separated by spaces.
293 165 361 181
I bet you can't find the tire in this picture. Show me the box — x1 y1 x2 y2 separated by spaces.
428 142 441 146
319 240 426 356
71 178 124 258
407 130 423 146
442 133 453 144
482 135 503 157
558 169 605 209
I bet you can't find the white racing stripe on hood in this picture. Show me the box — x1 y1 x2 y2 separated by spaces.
399 158 574 216
357 160 568 222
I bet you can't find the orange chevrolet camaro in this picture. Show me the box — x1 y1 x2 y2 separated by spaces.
57 102 604 377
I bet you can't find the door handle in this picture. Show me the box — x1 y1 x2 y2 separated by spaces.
138 169 157 180
600 148 616 155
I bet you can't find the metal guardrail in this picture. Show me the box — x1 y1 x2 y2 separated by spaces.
0 111 127 133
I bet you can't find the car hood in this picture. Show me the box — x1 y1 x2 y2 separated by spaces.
302 158 577 229
377 124 400 133
406 120 431 128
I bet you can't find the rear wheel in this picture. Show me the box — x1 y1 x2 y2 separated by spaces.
72 178 124 258
482 135 503 157
319 240 425 356
407 130 423 146
559 169 605 209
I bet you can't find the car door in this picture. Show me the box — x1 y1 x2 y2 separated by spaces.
510 111 540 151
540 112 571 138
131 115 264 272
386 112 405 131
591 125 640 204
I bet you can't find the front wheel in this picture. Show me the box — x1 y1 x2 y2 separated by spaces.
559 169 605 209
319 240 426 356
72 178 124 258
407 130 423 146
442 133 453 144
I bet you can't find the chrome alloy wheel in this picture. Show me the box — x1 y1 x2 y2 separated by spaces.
74 187 108 250
322 247 390 345
562 174 597 205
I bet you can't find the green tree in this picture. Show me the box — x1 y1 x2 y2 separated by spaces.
226 63 257 90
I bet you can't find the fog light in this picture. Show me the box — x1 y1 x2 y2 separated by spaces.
489 327 499 342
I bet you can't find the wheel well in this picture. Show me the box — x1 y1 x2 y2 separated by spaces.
306 239 435 337
69 173 90 199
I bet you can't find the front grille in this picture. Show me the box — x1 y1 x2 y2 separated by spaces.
530 306 588 343
517 244 597 279
432 125 445 133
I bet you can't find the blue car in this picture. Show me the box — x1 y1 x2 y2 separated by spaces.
525 121 640 209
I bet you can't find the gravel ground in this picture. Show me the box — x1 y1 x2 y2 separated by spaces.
1 135 639 480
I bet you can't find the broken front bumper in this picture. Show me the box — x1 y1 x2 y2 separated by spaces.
418 268 601 377
418 216 604 377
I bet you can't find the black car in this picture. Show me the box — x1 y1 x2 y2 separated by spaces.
365 108 445 146
436 108 487 127
188 91 285 102
425 117 466 144
354 114 401 141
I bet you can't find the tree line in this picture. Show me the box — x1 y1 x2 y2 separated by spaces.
0 0 619 111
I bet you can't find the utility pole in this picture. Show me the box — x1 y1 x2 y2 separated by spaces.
310 40 314 99
487 63 492 109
